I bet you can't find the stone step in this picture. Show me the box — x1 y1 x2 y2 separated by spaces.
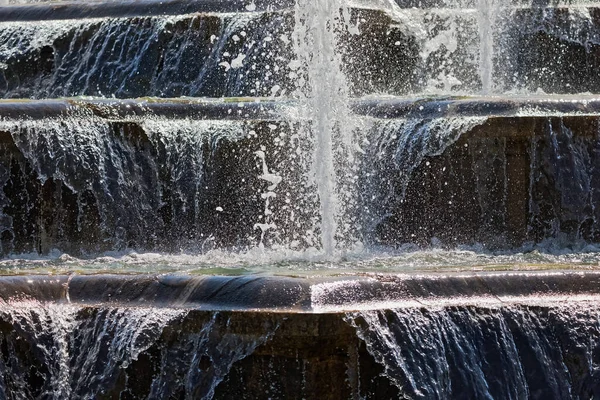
0 0 293 21
2 271 599 310
0 3 598 98
1 272 600 398
0 96 598 252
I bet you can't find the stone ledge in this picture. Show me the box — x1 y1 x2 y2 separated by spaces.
0 96 599 121
0 98 284 121
354 95 600 119
1 271 600 311
0 0 294 21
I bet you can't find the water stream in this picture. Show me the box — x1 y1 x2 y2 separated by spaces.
290 0 359 256
0 302 277 399
347 303 600 398
1 0 600 397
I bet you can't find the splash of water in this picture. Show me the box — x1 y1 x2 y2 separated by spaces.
476 0 506 94
291 0 357 257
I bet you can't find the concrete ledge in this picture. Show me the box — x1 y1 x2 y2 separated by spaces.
2 271 600 311
354 95 600 119
67 274 313 310
0 0 293 21
0 98 284 121
0 96 599 122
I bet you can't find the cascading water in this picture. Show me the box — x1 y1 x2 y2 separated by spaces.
0 0 600 397
360 116 488 245
0 300 277 399
346 304 600 399
0 13 294 99
0 114 253 253
0 300 182 398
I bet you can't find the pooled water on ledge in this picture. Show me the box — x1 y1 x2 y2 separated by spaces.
2 241 600 275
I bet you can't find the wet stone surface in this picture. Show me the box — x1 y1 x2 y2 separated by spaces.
0 300 599 399
1 5 599 98
367 115 600 249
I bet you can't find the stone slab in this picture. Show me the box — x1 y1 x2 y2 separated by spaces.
2 271 600 398
0 0 294 21
1 271 600 310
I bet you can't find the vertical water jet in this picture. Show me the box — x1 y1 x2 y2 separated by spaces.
292 0 357 256
477 0 502 94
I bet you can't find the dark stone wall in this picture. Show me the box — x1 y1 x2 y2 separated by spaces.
366 115 600 248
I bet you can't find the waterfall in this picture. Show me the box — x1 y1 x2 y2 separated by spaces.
0 302 276 398
0 114 246 254
360 116 488 242
527 118 600 243
0 300 182 398
0 13 293 99
347 304 600 399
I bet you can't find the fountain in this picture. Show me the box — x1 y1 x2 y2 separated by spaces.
1 0 600 397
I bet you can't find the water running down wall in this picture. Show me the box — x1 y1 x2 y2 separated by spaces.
0 303 277 399
0 0 597 255
348 303 600 399
0 0 600 397
2 297 600 398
